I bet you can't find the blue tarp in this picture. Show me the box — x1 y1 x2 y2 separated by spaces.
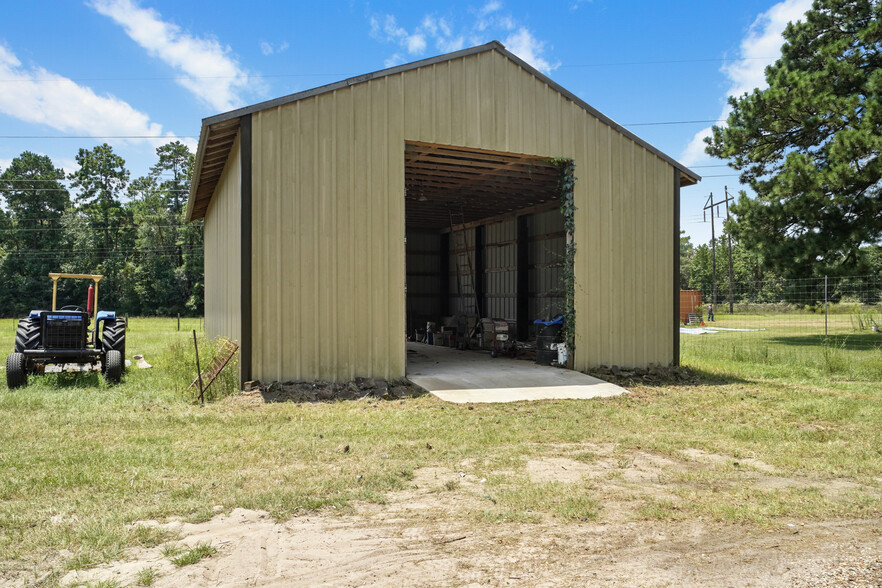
533 316 563 326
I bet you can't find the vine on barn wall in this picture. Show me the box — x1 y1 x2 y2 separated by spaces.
552 158 577 354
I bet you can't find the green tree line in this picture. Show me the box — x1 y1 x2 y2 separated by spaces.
681 230 882 305
0 142 203 317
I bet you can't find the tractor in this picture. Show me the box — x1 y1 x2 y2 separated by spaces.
6 273 126 388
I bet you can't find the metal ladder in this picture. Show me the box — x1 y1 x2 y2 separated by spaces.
448 208 481 320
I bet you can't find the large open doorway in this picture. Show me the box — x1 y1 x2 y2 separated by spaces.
404 141 569 371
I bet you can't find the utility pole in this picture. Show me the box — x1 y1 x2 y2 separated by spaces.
724 186 735 313
704 192 718 311
703 191 736 313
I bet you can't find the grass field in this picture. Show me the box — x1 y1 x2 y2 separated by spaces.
1 317 880 585
682 311 882 381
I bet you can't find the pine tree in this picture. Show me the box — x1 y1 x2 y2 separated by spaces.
707 0 882 276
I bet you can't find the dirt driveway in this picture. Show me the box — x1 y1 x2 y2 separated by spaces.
59 453 881 587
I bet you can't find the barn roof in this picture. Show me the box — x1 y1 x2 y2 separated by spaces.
187 40 700 221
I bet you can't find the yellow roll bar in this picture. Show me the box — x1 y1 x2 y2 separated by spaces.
49 273 104 325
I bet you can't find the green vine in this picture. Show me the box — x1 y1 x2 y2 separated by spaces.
551 158 577 356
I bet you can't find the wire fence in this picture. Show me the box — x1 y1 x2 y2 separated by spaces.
681 275 882 351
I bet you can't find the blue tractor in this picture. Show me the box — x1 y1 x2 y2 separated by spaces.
6 273 126 388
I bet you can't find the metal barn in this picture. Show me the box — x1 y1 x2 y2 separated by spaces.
186 41 700 384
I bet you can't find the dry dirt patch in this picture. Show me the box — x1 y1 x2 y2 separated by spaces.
53 454 882 587
680 447 777 473
58 507 882 587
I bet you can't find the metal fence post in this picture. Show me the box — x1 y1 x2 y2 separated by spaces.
193 330 205 405
824 275 828 337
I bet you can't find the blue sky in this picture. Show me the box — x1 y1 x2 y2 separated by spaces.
0 0 813 245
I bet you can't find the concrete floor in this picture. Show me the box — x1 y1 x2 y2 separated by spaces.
406 342 627 404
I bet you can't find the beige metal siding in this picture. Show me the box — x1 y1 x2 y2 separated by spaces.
249 49 674 381
251 89 406 382
204 135 241 347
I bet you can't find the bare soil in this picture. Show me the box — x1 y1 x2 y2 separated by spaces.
56 445 882 587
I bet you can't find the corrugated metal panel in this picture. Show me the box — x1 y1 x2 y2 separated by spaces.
406 230 441 334
484 219 517 321
243 49 676 381
204 135 241 350
529 210 565 324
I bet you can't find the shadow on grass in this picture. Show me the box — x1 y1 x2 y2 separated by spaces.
589 365 748 388
258 380 427 404
26 371 122 389
767 333 882 350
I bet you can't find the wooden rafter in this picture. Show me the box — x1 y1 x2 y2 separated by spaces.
405 141 560 229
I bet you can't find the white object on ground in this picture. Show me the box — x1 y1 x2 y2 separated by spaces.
679 328 719 335
704 327 766 332
133 354 153 369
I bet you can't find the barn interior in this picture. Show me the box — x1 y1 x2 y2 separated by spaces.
404 141 568 359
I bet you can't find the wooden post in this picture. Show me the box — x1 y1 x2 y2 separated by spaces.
177 314 180 331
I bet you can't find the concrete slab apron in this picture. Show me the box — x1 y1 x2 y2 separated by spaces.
406 342 627 404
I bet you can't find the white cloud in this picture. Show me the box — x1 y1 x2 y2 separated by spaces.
680 0 812 166
89 0 251 112
371 14 428 57
384 53 406 68
0 44 175 148
437 36 466 53
680 125 717 169
57 157 81 175
504 28 559 73
479 1 502 17
476 1 510 32
260 40 289 56
369 6 557 73
406 34 427 54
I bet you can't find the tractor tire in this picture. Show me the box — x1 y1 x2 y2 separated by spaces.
101 319 126 369
14 318 41 353
104 350 122 384
6 353 27 389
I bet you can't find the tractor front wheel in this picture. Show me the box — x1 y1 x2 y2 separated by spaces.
6 353 27 389
101 319 126 371
104 350 123 384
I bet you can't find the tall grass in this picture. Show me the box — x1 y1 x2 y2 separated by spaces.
681 313 882 382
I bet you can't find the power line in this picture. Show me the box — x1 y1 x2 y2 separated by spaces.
623 119 725 127
0 224 195 233
560 56 777 68
0 135 198 139
0 213 198 222
0 73 351 84
0 187 190 193
1 175 188 182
